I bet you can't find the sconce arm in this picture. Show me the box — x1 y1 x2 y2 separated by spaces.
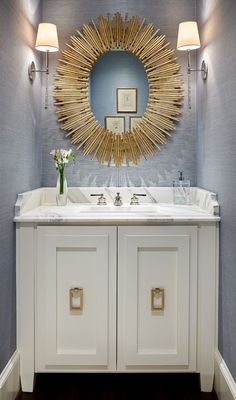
187 50 208 80
32 68 48 73
28 51 49 81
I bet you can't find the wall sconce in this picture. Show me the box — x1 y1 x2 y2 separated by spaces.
177 21 207 109
28 23 59 109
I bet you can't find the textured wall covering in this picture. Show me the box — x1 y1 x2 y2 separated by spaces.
0 0 42 373
197 0 236 380
42 0 197 187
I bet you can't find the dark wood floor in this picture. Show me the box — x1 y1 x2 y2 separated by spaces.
18 373 218 400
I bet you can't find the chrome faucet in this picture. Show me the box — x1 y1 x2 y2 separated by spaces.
130 193 147 205
114 192 122 206
90 193 107 205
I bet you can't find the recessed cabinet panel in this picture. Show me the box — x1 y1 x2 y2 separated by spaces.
118 226 197 370
137 247 179 355
36 227 116 371
56 248 97 354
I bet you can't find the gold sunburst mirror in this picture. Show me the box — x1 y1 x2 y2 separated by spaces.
54 13 183 166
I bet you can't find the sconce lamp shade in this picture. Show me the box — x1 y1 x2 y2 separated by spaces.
177 21 201 51
35 23 59 52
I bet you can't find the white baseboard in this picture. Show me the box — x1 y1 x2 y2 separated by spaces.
0 351 20 400
1 349 236 400
214 350 236 400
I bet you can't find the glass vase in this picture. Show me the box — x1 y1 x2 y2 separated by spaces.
56 170 68 206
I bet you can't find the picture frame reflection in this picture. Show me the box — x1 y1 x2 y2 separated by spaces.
117 88 137 113
105 116 125 134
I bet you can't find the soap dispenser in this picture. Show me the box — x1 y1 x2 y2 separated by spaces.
173 171 190 205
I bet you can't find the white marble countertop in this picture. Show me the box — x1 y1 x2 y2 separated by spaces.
14 187 220 224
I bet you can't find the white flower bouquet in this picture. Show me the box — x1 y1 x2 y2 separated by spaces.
50 149 76 196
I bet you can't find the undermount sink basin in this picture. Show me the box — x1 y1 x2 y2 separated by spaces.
77 204 158 214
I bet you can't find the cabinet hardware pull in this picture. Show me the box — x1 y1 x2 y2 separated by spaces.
70 288 83 311
151 288 164 311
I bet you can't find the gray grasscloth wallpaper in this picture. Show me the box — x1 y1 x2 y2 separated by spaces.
41 0 197 188
0 0 42 373
197 0 236 380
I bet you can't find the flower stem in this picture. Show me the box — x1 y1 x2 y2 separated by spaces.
59 168 64 195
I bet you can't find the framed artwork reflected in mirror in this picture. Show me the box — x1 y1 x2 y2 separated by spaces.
105 116 125 134
130 116 142 131
117 88 137 113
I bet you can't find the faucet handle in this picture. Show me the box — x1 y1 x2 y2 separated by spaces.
90 193 107 205
130 193 147 205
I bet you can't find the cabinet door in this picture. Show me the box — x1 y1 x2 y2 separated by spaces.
36 226 116 371
118 226 197 371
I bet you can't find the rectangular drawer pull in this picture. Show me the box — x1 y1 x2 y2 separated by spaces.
70 287 83 311
151 288 164 311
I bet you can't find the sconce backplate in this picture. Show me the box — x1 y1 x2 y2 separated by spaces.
28 61 36 82
201 60 208 80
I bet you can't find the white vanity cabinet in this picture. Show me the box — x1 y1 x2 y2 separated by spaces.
35 225 198 375
15 186 219 393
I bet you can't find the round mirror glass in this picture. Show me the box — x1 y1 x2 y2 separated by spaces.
90 50 149 133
